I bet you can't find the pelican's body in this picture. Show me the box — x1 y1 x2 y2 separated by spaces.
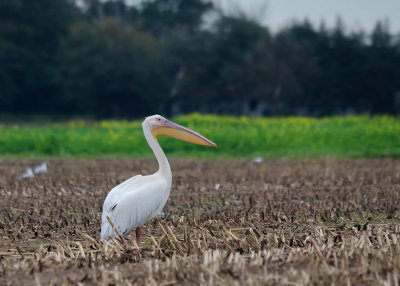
100 173 171 240
100 115 216 245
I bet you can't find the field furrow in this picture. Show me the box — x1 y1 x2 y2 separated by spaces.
0 158 399 285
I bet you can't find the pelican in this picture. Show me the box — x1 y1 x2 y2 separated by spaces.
100 115 216 246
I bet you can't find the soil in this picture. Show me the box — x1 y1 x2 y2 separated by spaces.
0 158 399 285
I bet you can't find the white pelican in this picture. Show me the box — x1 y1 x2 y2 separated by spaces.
100 115 216 246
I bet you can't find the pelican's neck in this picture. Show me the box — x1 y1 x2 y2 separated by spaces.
143 125 171 178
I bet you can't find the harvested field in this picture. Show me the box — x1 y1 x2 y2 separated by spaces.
0 158 400 285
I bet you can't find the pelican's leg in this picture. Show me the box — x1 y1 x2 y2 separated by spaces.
135 227 142 247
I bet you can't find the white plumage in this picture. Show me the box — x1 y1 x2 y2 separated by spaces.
101 174 170 239
100 115 216 246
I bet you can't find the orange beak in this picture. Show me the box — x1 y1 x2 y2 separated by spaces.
152 120 217 147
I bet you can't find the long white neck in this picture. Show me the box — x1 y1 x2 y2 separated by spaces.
143 125 172 179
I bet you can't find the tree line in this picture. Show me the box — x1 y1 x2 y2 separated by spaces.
0 0 399 118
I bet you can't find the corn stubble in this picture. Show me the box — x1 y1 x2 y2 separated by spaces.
0 158 399 285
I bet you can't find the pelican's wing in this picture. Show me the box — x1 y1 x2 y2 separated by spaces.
102 175 144 213
100 176 168 239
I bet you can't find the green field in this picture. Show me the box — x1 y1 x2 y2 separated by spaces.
0 114 399 158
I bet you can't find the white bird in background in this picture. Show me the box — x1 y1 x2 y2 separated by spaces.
18 167 34 179
100 115 217 246
33 162 47 174
18 162 47 180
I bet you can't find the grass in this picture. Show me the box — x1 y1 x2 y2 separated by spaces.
0 114 399 158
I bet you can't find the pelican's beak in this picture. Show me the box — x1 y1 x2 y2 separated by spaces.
152 120 217 147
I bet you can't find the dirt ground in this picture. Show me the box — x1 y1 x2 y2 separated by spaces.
0 158 399 285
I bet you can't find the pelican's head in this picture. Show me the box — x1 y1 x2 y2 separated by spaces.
143 115 217 147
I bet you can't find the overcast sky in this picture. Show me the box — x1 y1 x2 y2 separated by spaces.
126 0 400 32
215 0 400 33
